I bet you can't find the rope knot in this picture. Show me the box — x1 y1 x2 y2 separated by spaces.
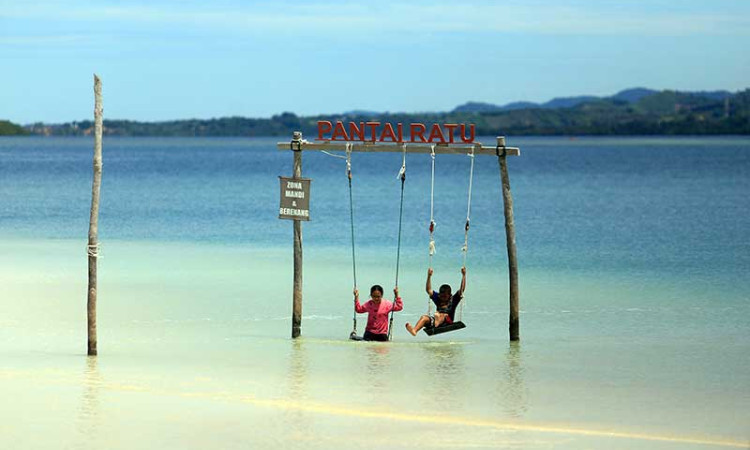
87 243 101 258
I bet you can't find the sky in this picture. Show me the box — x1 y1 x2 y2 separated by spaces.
1 0 749 124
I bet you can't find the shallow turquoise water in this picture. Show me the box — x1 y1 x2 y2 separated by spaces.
0 136 748 448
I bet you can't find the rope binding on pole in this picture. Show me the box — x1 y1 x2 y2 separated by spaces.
87 243 101 258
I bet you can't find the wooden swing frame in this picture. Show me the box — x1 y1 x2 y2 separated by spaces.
278 133 521 341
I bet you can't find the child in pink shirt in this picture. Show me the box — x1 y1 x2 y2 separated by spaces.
354 285 403 341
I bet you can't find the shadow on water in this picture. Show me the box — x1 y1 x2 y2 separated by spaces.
497 341 528 418
74 356 102 449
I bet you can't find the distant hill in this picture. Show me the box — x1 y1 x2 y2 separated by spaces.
452 87 733 113
22 87 750 137
500 101 539 111
611 87 657 103
452 102 505 113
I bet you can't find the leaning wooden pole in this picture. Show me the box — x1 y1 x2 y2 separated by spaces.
291 132 303 338
87 74 103 355
497 136 520 341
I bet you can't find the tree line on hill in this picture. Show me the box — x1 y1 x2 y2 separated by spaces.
5 88 750 137
0 120 27 135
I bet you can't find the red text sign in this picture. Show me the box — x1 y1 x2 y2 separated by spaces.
316 121 475 144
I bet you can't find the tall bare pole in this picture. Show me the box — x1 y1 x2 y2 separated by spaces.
87 74 103 356
497 136 520 341
291 132 303 338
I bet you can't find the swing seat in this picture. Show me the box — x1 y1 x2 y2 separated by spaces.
423 321 466 336
349 331 364 341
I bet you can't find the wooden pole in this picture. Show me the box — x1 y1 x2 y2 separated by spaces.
87 75 103 356
276 140 520 156
292 131 303 338
497 136 520 341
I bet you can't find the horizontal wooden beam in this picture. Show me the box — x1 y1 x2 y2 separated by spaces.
276 140 520 156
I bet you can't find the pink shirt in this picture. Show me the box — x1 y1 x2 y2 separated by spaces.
355 297 403 335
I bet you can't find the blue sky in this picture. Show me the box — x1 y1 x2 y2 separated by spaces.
1 0 749 123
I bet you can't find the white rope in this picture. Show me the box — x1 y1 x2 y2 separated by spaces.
389 144 408 341
458 145 477 321
427 145 437 316
345 143 352 177
429 144 436 259
461 146 476 263
87 243 101 258
320 150 347 160
465 148 476 221
345 142 359 337
396 143 407 180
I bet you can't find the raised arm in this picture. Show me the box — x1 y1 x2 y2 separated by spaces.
425 268 434 296
457 266 467 296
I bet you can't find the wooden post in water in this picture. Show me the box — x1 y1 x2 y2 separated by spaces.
87 74 103 356
291 131 303 338
497 136 520 341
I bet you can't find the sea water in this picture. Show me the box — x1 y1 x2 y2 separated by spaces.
0 136 748 449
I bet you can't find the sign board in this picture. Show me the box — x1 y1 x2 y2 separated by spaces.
279 176 311 221
316 120 476 144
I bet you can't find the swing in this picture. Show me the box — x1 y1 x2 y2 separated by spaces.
346 143 407 341
421 145 475 336
423 321 466 336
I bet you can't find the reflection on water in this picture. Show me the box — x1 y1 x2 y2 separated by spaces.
498 341 528 418
284 340 311 445
287 340 309 401
74 356 102 449
420 343 465 410
364 344 392 394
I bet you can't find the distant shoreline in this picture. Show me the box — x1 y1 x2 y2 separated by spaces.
5 134 750 140
5 87 749 137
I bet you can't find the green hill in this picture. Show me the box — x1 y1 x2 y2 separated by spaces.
0 120 28 136
24 88 750 137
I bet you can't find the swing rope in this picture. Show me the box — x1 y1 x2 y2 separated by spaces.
344 144 360 336
388 143 407 341
458 145 477 321
428 144 437 265
427 144 436 317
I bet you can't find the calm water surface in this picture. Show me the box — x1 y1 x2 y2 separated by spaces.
0 136 748 449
